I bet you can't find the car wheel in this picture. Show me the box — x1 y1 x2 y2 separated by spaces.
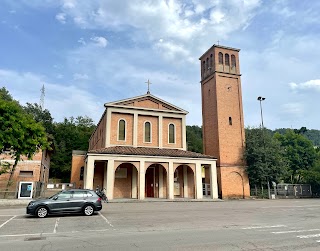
83 205 94 216
36 206 48 218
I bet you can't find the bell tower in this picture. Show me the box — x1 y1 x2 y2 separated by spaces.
199 44 250 199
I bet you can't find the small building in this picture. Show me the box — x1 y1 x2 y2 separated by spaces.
71 93 219 200
0 149 51 198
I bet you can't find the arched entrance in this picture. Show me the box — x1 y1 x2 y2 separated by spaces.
145 164 167 198
113 163 138 199
228 171 244 199
174 165 195 199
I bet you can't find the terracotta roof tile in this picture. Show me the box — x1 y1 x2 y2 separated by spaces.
88 146 216 159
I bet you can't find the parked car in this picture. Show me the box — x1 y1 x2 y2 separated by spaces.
26 189 102 218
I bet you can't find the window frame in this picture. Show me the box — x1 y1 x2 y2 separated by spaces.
168 123 176 144
117 119 127 141
144 121 152 143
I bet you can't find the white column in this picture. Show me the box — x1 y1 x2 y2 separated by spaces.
103 162 108 190
159 166 164 198
105 109 112 147
183 166 188 198
182 116 187 150
132 166 137 199
106 159 115 200
210 161 219 199
139 161 145 200
85 157 95 190
168 162 174 199
159 115 163 148
195 162 203 199
133 113 138 147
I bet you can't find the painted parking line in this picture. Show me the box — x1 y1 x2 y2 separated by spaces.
0 229 111 238
242 225 286 230
272 229 320 234
53 218 60 233
0 216 16 229
297 233 320 239
98 212 114 229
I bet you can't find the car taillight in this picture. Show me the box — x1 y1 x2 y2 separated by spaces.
97 197 101 202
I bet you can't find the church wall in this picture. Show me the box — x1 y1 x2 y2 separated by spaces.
219 166 250 199
70 152 86 188
137 115 159 147
162 117 182 148
110 112 134 146
201 77 220 162
114 164 133 198
89 111 107 150
135 99 160 109
215 74 245 166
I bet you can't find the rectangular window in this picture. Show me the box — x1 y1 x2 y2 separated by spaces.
19 171 33 176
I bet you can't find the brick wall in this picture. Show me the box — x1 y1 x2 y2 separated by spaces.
162 117 182 148
137 115 159 147
110 113 134 146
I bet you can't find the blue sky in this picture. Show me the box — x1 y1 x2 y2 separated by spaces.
1 0 320 130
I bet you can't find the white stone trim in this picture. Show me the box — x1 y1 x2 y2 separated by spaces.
133 113 138 147
182 115 187 150
139 160 145 200
183 165 188 198
159 115 163 148
105 109 112 147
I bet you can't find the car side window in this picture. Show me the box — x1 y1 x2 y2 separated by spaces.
73 191 85 199
85 191 94 197
57 191 72 200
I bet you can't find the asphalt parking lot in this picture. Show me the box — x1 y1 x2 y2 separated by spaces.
1 199 320 250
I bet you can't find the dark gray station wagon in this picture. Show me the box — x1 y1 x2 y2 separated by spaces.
26 189 102 218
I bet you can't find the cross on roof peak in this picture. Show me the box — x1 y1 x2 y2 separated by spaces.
145 79 152 94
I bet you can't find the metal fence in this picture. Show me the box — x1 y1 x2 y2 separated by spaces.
250 183 312 199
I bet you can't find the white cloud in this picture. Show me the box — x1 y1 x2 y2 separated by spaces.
77 37 86 45
289 79 320 92
73 73 89 80
0 68 102 122
90 36 108 48
55 12 66 24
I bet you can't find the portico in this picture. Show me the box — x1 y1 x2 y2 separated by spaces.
83 148 218 200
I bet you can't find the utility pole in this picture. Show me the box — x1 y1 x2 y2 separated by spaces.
40 84 45 110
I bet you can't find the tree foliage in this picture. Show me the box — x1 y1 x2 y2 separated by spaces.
274 129 317 183
244 128 288 186
186 125 203 153
50 116 95 181
0 98 49 195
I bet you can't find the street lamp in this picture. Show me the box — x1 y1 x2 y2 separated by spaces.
257 96 265 128
257 96 271 199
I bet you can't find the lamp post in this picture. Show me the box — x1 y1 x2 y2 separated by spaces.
257 96 270 199
257 96 265 128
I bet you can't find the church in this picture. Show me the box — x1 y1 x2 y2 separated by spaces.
70 44 250 200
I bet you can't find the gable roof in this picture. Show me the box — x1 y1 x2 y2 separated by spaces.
104 93 188 114
88 146 216 160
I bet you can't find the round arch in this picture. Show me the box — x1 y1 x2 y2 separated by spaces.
145 163 167 198
113 162 138 199
173 165 195 199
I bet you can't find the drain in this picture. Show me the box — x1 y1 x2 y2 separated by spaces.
24 236 46 241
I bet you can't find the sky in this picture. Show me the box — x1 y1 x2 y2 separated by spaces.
1 0 320 130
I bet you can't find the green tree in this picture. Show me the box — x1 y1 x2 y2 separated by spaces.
0 99 49 197
186 125 203 153
23 103 55 136
0 87 14 102
50 116 95 181
274 129 317 183
244 127 288 187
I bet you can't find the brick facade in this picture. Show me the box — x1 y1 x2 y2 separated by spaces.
200 44 250 199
